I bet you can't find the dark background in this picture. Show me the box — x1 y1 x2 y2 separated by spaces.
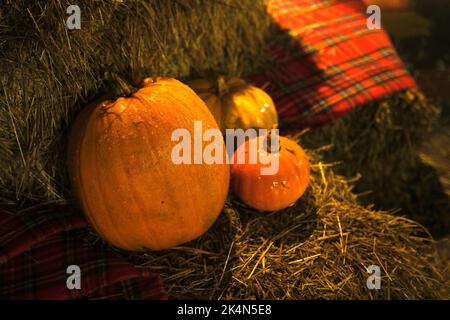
381 0 450 117
379 0 450 259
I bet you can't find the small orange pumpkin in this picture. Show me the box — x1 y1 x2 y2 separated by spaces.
187 76 278 132
231 135 310 211
68 77 230 251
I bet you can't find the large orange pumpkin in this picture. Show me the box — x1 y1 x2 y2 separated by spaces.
187 77 278 132
68 77 230 251
231 135 310 211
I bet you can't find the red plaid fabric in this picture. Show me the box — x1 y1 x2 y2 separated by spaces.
0 206 166 300
251 0 417 131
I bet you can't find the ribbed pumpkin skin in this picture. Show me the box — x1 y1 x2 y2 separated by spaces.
231 136 310 212
68 78 230 251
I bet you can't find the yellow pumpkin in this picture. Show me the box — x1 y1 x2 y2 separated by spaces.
68 77 230 251
187 76 278 132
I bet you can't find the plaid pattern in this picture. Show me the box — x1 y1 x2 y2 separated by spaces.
0 206 166 300
251 0 417 130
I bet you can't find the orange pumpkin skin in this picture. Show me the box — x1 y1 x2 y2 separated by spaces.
231 136 310 211
68 77 230 251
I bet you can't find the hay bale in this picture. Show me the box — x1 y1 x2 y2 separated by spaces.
303 89 449 237
0 0 271 204
132 148 448 299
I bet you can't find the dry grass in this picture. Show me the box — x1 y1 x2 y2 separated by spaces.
128 145 448 299
303 90 449 238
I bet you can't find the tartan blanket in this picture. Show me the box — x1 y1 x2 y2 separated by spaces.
251 0 417 130
0 0 416 300
0 206 166 300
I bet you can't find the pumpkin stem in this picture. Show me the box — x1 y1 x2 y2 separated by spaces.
265 131 281 154
217 76 228 97
110 72 137 97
